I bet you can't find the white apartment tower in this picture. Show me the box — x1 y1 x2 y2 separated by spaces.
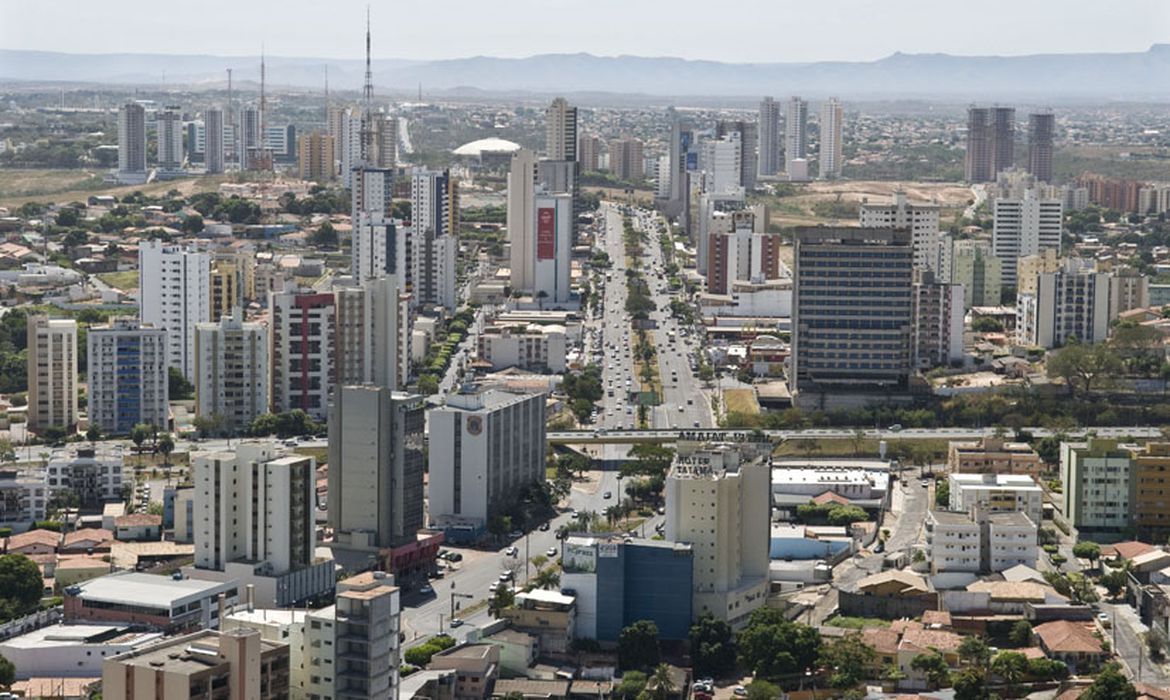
269 289 336 421
335 276 408 391
87 318 168 435
352 167 403 286
410 168 459 310
1016 261 1111 349
859 192 942 273
992 190 1063 287
700 133 743 194
117 102 147 183
193 442 316 575
204 108 225 174
819 98 843 179
546 97 578 162
194 311 269 433
139 241 211 382
428 389 547 529
784 96 808 175
665 442 770 628
156 105 184 173
508 148 539 293
757 97 781 178
27 316 78 433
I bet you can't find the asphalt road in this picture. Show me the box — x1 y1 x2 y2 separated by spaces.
547 426 1166 442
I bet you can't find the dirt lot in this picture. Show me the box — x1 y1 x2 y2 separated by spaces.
758 179 975 229
0 169 227 209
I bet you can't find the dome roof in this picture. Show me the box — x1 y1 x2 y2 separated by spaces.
453 137 522 157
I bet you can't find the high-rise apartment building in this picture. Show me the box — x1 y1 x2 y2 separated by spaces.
508 148 539 292
334 276 407 391
269 289 335 421
1028 112 1055 183
757 97 781 178
331 572 402 699
194 311 269 433
545 97 578 162
663 119 693 224
819 98 843 179
859 191 942 273
156 105 184 174
608 138 645 182
209 259 240 323
1016 249 1061 298
946 238 1003 309
700 133 743 194
966 106 1016 183
1061 439 1134 532
578 135 601 172
716 120 758 190
665 441 770 627
911 270 964 369
328 386 425 567
204 108 225 174
351 168 403 285
1016 261 1111 348
139 241 211 381
428 389 547 532
705 214 783 295
991 190 1063 286
410 168 459 310
27 316 78 433
531 192 573 304
297 131 335 182
790 227 914 408
117 102 147 184
784 97 808 175
87 318 168 435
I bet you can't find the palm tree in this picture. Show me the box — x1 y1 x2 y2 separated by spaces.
533 567 561 591
649 663 676 700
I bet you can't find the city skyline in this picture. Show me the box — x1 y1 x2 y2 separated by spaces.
1 0 1167 63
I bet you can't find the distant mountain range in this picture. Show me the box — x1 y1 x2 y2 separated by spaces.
3 46 1170 99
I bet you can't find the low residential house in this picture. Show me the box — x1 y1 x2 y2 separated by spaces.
491 679 570 700
483 628 537 677
861 627 900 671
499 590 576 654
112 514 161 542
6 529 61 556
947 437 1045 477
1032 620 1107 673
838 570 938 620
897 627 963 688
1103 541 1157 562
429 644 500 700
54 555 111 590
61 528 115 553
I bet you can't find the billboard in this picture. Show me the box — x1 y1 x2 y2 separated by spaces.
536 207 556 260
562 542 597 573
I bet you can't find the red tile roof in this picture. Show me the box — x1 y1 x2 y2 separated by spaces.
1034 620 1104 655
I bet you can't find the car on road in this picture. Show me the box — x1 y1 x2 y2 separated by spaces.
603 491 612 499
1098 612 1111 627
888 424 903 432
447 552 463 562
505 546 518 556
419 585 434 595
449 618 464 628
499 571 515 582
539 522 550 531
733 687 747 697
546 547 560 558
509 530 523 539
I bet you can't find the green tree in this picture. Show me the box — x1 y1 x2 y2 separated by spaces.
648 663 676 700
744 680 781 700
168 367 195 400
614 671 647 700
951 668 987 700
617 620 660 670
0 554 44 621
689 614 736 678
55 207 80 227
1073 541 1102 566
957 635 991 669
311 222 338 247
488 586 515 617
818 633 876 688
1081 663 1136 700
1101 565 1131 599
85 425 102 443
1008 619 1033 647
418 374 440 396
181 214 205 234
193 413 225 438
624 444 675 478
404 643 441 666
1046 341 1123 398
910 651 950 689
991 650 1027 692
532 567 560 591
129 423 154 454
157 433 174 466
736 608 821 680
0 653 12 690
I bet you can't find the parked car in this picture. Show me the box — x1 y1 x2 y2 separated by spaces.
546 547 559 557
419 585 434 595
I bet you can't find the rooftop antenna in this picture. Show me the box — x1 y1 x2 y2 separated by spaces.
359 6 375 162
260 44 269 170
226 68 234 164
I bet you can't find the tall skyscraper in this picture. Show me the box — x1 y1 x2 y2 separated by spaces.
139 241 211 381
156 105 184 174
1017 262 1111 349
328 386 425 568
335 276 407 391
715 120 758 190
194 310 269 433
991 190 1063 286
411 168 459 310
819 98 844 179
665 441 770 627
351 167 400 284
209 258 241 323
966 106 1016 183
578 134 601 172
664 118 692 219
240 107 261 171
27 316 78 433
204 108 225 174
508 148 539 293
608 138 645 181
790 227 914 408
784 97 808 175
1028 112 1055 183
757 97 781 178
545 97 578 162
269 289 336 421
87 318 168 435
706 215 783 295
117 102 147 184
428 389 547 531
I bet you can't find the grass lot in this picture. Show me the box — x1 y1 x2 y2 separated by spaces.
826 615 891 630
723 388 760 415
773 437 952 459
0 169 226 209
294 446 328 465
97 270 139 290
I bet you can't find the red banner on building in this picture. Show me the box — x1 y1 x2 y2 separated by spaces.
537 207 555 260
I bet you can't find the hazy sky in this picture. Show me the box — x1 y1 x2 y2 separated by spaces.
2 0 1168 63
